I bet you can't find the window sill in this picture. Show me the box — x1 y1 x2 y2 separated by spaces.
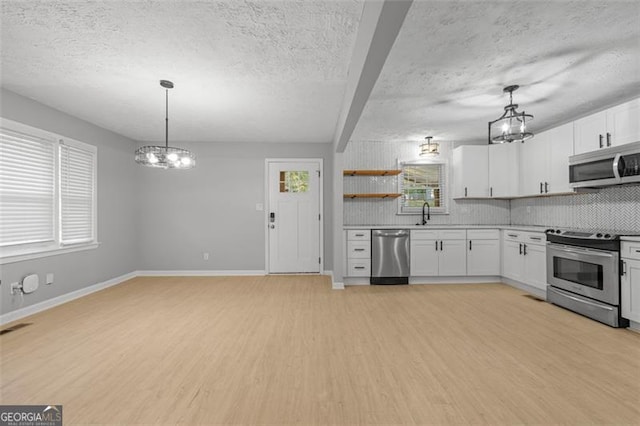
0 242 100 265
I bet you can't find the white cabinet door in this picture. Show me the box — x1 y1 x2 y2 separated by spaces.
519 133 547 196
546 123 574 194
489 143 520 198
410 239 438 276
621 258 640 322
523 243 547 290
574 111 607 155
607 98 640 147
452 145 489 198
467 239 500 275
502 240 523 281
439 239 467 276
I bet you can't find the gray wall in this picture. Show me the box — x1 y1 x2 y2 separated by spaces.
136 141 334 271
0 89 138 315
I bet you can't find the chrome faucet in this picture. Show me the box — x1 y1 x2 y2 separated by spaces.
416 201 431 225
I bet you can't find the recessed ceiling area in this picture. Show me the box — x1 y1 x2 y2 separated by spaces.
352 0 640 144
1 0 639 146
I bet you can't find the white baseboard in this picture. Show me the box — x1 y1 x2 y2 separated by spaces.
136 270 266 277
0 271 137 326
628 320 640 333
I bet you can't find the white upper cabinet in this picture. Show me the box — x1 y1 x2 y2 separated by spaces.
574 98 640 155
452 145 489 198
519 123 574 196
488 143 520 198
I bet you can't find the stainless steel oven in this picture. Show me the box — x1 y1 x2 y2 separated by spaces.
546 229 629 328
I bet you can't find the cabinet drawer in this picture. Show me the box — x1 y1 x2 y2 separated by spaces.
347 241 370 258
412 229 467 240
524 232 546 245
467 229 499 240
621 241 640 261
347 259 371 277
347 230 371 241
503 231 522 242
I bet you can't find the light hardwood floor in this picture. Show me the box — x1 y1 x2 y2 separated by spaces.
1 276 639 425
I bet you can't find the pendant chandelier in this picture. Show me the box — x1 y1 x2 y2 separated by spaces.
135 80 196 169
488 85 534 144
419 136 439 156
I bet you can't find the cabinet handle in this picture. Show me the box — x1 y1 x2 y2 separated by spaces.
599 134 604 148
354 266 365 270
523 244 528 256
435 241 438 251
540 182 543 194
621 260 626 276
636 249 640 253
545 182 549 193
490 187 493 197
354 248 365 251
465 187 468 197
469 240 472 251
508 234 518 238
530 237 542 241
519 243 523 255
440 241 443 251
606 132 611 147
355 233 365 237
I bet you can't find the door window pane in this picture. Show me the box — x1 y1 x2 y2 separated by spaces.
279 171 309 193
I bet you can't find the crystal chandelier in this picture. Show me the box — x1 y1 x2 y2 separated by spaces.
420 136 439 156
135 80 196 169
488 85 534 144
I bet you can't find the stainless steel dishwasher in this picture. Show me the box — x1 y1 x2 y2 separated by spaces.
371 229 410 285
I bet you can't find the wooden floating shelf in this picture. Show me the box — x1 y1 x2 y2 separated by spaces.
343 170 401 176
344 193 402 199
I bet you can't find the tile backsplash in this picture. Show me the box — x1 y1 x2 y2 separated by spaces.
344 140 640 232
511 185 640 232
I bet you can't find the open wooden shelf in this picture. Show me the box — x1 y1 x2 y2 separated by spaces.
343 170 401 176
343 193 402 199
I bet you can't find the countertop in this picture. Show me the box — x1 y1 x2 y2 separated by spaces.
621 236 640 242
344 224 549 233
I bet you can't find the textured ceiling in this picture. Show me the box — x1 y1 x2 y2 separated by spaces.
0 0 363 143
351 0 640 144
1 1 639 146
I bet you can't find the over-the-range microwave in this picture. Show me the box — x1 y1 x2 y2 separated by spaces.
569 141 640 188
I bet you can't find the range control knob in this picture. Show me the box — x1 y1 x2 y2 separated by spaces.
604 234 611 239
596 233 603 238
546 229 555 233
556 229 562 234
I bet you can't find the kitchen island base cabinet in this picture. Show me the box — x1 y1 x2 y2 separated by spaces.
502 231 547 292
621 241 640 324
410 230 467 276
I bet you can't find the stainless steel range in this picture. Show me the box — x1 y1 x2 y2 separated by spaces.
545 228 629 328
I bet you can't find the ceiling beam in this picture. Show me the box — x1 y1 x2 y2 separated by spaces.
333 0 413 153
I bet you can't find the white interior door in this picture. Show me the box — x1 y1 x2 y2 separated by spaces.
267 160 321 273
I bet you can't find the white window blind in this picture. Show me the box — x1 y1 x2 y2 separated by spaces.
0 127 56 246
60 140 96 245
399 162 447 214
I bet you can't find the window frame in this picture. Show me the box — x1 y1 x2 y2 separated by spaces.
0 118 98 264
396 158 449 215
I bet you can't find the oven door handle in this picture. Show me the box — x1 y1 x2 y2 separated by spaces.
548 243 616 259
549 287 615 311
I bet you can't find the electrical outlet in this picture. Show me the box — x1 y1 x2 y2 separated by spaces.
203 252 209 261
46 273 54 285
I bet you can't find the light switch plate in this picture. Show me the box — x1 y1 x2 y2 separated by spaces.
46 273 54 285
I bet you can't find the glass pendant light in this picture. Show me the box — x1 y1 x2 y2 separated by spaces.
420 136 440 156
488 85 534 144
135 80 196 169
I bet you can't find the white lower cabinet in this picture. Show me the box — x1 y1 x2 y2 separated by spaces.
345 230 371 277
467 230 500 275
621 241 640 323
502 231 547 291
410 230 467 276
